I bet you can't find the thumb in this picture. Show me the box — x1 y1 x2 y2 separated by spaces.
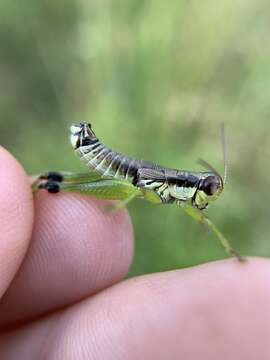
0 147 34 297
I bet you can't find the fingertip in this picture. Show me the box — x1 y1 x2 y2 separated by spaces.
0 147 34 296
33 192 134 284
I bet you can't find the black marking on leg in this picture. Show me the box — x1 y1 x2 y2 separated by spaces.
39 172 64 182
39 181 60 194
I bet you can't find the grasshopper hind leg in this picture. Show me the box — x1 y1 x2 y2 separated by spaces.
32 171 105 193
33 172 142 209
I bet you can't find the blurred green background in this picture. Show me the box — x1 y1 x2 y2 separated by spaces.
1 0 270 276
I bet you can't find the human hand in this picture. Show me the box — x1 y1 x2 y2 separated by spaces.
0 147 269 360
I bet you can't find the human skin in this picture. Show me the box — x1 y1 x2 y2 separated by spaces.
0 147 270 359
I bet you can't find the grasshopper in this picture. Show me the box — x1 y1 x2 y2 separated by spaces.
33 123 244 261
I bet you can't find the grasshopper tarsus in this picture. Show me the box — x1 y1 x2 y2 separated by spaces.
230 249 246 263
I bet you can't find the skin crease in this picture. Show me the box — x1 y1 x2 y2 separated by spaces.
0 147 270 359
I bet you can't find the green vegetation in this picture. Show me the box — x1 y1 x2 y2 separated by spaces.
1 0 270 275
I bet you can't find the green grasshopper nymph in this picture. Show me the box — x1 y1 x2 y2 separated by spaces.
33 122 244 261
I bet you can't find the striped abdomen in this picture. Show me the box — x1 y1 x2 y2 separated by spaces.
71 123 156 184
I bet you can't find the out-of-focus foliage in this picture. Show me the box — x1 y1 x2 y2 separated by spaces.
1 0 270 275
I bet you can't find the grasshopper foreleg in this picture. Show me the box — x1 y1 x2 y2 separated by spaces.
180 204 245 262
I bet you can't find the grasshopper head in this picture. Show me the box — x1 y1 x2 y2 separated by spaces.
194 174 223 210
70 123 96 149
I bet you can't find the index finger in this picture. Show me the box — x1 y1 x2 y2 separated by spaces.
0 191 134 329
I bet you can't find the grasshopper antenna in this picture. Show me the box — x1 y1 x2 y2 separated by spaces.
197 123 227 185
221 123 228 185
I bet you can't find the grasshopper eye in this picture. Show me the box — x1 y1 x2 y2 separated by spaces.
201 175 222 196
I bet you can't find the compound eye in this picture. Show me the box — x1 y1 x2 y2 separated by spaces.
201 176 222 196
